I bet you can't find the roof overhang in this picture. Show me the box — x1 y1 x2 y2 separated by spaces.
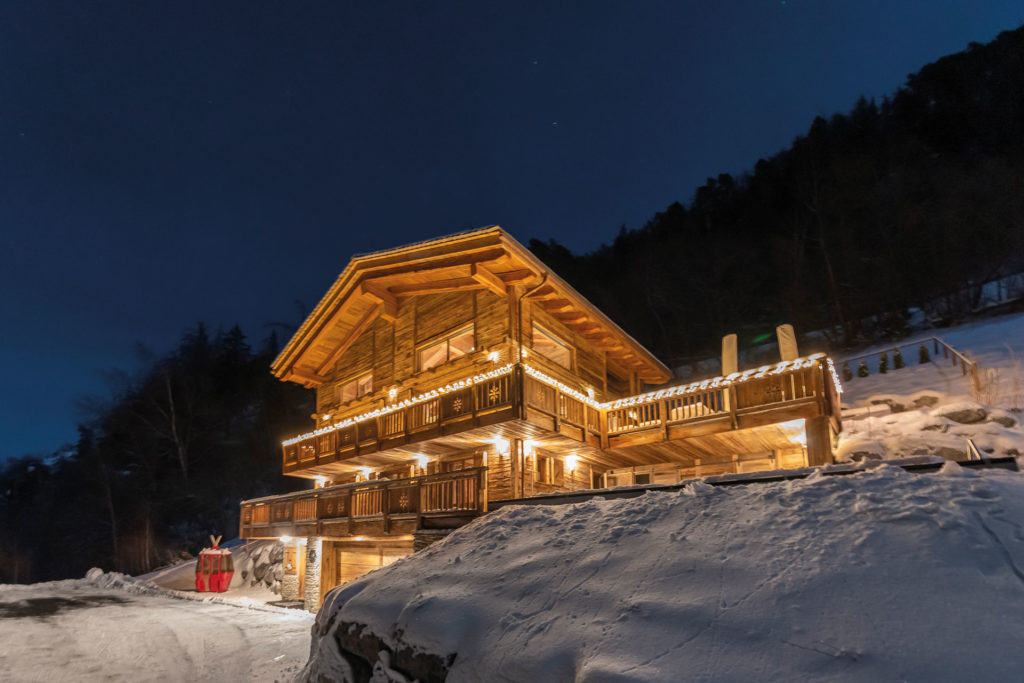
271 226 672 386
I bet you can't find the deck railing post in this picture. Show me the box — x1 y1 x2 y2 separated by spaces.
728 385 738 429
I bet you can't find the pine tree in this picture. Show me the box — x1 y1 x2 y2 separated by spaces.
893 349 905 369
879 352 889 374
858 360 869 377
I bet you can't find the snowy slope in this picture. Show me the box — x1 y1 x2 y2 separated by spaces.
303 464 1024 682
837 312 1024 462
0 570 312 682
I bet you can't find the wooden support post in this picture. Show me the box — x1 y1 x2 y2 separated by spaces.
805 416 833 466
347 491 354 536
382 483 390 534
728 385 738 430
479 468 488 513
511 437 522 498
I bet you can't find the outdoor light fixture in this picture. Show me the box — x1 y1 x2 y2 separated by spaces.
280 536 292 544
314 476 327 488
522 439 536 456
296 537 308 546
388 387 398 401
566 454 579 472
414 454 429 470
321 414 331 421
488 351 499 363
493 438 511 456
357 466 373 481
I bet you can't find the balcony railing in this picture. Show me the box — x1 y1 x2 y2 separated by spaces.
279 356 841 471
282 368 519 473
240 467 488 539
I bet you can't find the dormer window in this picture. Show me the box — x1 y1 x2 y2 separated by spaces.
532 323 573 369
337 372 373 403
418 324 475 372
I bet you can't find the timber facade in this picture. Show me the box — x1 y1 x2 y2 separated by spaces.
239 226 842 609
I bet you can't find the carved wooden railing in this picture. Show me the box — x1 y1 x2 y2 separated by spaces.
240 467 487 539
604 359 835 440
279 358 840 470
282 370 517 473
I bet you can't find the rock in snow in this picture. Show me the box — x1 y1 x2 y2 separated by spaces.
301 465 1024 682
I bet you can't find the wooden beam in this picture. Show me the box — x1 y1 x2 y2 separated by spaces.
315 304 382 375
470 263 508 297
496 268 535 285
288 367 327 385
360 282 398 322
525 285 559 300
540 299 574 313
389 277 485 298
555 311 589 325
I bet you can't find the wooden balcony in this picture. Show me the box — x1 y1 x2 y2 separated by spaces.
239 467 487 540
279 356 842 475
283 368 521 475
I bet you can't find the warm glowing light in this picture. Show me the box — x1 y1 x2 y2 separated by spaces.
522 439 536 456
493 438 511 456
826 357 845 395
283 355 838 447
488 351 499 363
357 466 373 481
353 536 365 541
314 476 327 488
565 454 579 472
280 535 293 544
321 414 331 421
283 363 517 446
296 537 308 546
388 387 398 401
414 454 429 470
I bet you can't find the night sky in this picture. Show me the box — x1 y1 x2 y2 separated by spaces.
2 1 1023 461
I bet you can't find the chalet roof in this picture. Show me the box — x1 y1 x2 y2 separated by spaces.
271 226 672 385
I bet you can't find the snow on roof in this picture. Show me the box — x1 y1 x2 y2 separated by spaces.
303 463 1024 681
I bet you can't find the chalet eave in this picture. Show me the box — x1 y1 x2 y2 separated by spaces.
271 226 671 386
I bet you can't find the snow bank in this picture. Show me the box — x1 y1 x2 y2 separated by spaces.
302 466 1024 681
136 538 283 602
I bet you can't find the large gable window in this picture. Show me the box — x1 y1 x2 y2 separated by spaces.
533 323 573 369
337 372 373 403
418 324 475 372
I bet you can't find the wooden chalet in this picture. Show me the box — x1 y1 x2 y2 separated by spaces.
239 226 842 609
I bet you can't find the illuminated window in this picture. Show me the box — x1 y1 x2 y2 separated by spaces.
532 323 572 369
337 373 373 403
418 324 475 371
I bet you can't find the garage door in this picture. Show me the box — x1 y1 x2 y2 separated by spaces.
335 544 411 585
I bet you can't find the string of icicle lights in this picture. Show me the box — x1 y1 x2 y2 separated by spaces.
282 353 840 446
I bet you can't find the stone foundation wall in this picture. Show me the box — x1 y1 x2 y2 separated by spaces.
304 537 323 613
413 529 454 551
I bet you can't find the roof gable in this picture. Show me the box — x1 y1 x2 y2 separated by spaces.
271 226 671 385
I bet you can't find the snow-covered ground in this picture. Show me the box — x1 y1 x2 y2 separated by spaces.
0 549 312 682
304 463 1024 682
837 312 1024 463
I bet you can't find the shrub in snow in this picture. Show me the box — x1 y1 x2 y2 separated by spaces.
894 348 905 369
842 361 853 381
919 344 931 364
858 360 870 377
879 351 889 374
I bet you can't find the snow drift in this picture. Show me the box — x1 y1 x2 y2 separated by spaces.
302 464 1024 681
